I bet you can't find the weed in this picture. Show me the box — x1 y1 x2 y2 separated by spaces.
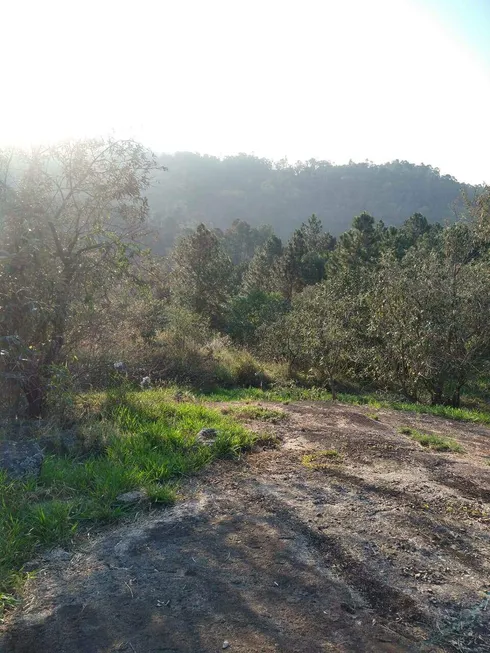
399 427 464 453
398 426 414 435
367 413 380 421
302 450 342 469
225 405 287 423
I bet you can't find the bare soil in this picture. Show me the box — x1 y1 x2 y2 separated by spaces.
2 401 490 653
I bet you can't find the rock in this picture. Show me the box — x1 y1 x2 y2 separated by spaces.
140 376 151 389
0 439 44 479
196 428 218 446
116 490 148 504
222 642 230 650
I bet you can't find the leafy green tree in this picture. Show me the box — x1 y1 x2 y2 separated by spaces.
261 279 354 395
325 212 387 296
368 223 490 405
242 235 283 293
276 215 335 300
279 228 308 300
0 139 160 417
226 290 287 347
171 224 234 330
147 153 469 244
218 219 272 265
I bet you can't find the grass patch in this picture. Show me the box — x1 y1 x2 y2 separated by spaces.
193 386 490 425
222 405 287 423
398 427 464 453
367 413 380 421
302 450 342 469
0 391 256 618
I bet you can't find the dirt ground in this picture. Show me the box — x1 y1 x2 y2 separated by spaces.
1 401 490 653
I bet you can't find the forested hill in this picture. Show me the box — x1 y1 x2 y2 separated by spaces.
147 152 475 250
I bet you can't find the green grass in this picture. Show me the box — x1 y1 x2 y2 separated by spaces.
80 384 490 425
0 391 256 617
302 450 342 468
398 427 465 453
222 405 287 423
190 386 490 425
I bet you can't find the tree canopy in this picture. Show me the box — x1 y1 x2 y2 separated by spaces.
146 153 475 253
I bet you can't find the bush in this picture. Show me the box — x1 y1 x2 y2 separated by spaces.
215 347 269 388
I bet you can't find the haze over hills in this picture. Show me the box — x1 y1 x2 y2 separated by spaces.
147 152 476 251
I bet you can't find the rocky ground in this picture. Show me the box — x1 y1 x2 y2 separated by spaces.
2 401 490 653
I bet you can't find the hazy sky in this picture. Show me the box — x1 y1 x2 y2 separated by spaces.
1 0 489 184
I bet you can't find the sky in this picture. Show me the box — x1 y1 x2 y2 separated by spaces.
1 0 489 184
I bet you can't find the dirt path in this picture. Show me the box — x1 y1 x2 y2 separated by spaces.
2 402 490 653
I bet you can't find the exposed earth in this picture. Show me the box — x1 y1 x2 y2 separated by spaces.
2 401 490 653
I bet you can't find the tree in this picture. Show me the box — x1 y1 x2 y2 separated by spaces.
367 223 490 405
146 153 469 243
170 224 234 330
0 138 161 417
226 290 287 347
276 215 335 300
242 235 283 293
219 219 272 265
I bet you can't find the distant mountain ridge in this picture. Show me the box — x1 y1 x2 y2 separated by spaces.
146 152 477 251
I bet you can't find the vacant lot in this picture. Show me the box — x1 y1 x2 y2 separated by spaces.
2 401 490 652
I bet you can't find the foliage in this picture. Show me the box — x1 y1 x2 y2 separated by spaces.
170 224 234 329
226 290 287 346
146 153 471 249
242 235 283 293
0 138 161 417
367 222 490 404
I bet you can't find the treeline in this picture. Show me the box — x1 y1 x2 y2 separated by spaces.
1 139 489 420
162 204 490 407
146 153 475 252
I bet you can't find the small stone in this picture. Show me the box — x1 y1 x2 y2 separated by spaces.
116 490 147 504
196 428 218 446
222 642 230 650
197 428 218 440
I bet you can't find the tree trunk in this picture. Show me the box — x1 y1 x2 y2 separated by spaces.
23 370 44 418
450 387 461 408
431 385 444 405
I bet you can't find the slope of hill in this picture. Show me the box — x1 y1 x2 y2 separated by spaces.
3 399 489 653
147 153 476 250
